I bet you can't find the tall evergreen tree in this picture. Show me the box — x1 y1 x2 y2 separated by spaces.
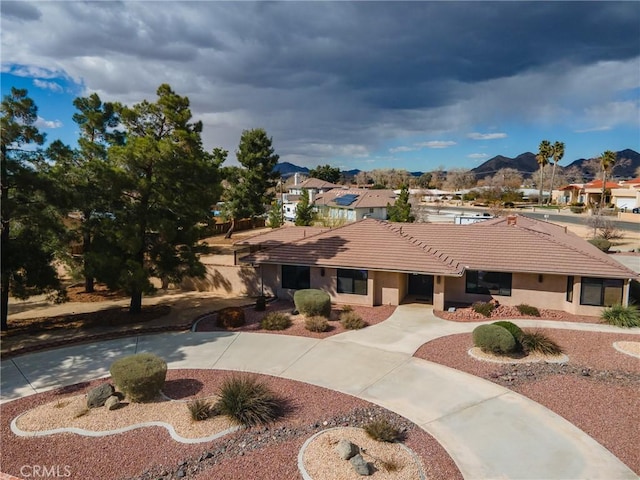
267 199 283 228
49 93 122 293
294 189 315 226
1 88 64 330
309 164 341 184
223 128 279 238
387 186 415 222
105 84 222 314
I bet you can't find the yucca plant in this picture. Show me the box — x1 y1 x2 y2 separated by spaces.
520 331 563 355
601 304 640 328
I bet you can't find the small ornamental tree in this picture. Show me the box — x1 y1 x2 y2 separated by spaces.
387 186 415 222
295 189 315 226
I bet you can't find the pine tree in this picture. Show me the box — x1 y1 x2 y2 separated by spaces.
387 186 415 223
295 189 315 226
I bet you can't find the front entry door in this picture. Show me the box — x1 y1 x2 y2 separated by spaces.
408 274 434 303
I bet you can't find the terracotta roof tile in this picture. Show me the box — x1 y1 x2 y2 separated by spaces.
315 189 396 209
297 178 342 190
247 216 637 279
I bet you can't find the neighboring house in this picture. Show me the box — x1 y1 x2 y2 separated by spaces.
559 180 620 206
610 177 640 211
282 177 341 221
241 215 637 316
314 189 396 222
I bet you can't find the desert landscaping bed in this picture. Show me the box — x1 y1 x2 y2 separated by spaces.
435 304 602 323
414 329 640 474
0 370 461 480
193 300 396 338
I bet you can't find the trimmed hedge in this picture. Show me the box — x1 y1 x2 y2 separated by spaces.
109 353 167 403
492 321 524 343
294 289 331 318
472 324 516 355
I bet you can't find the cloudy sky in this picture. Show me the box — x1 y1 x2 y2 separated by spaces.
2 1 639 171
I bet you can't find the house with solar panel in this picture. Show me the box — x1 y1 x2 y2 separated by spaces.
240 215 638 316
313 189 397 222
282 177 342 221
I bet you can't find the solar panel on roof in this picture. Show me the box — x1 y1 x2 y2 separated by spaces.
335 194 359 206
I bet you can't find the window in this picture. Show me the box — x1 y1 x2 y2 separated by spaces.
566 276 574 303
282 265 310 290
580 277 623 306
337 268 368 295
466 271 512 296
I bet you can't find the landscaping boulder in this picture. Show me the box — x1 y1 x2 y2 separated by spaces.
87 383 115 408
349 454 371 476
335 439 359 460
105 395 120 411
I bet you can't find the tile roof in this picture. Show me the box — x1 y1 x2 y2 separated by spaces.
584 179 619 189
234 226 329 247
314 189 397 209
296 178 342 190
247 216 638 279
248 219 463 275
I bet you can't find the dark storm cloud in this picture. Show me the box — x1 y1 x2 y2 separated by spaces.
1 1 41 22
2 1 638 166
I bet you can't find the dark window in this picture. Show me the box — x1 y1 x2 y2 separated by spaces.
337 268 368 295
580 277 623 306
282 265 310 290
566 276 574 302
466 271 512 296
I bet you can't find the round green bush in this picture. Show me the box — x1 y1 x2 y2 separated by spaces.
109 353 167 402
294 289 331 318
472 324 516 355
260 312 292 331
216 306 246 329
588 238 611 252
492 321 524 342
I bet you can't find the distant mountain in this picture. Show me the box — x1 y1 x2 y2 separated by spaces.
274 162 309 179
275 148 639 181
565 149 640 179
471 152 538 178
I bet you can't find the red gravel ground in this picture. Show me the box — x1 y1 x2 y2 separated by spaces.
194 300 397 338
435 304 602 323
0 370 461 480
414 328 640 474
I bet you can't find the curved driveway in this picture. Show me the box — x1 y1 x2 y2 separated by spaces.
2 304 638 479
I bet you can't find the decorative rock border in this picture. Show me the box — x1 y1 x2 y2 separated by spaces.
298 427 426 480
468 347 568 364
613 341 640 359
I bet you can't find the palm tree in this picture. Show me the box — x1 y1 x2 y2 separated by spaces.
536 140 552 205
599 150 616 208
548 141 564 204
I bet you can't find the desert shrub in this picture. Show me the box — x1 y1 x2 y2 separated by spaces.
109 353 167 403
472 301 495 317
520 331 564 355
216 306 246 329
364 418 402 443
305 316 329 333
260 312 292 331
214 375 282 426
341 304 354 313
601 304 640 328
492 321 524 345
294 289 331 318
187 398 218 422
340 311 366 330
516 304 540 317
587 238 611 252
472 324 516 355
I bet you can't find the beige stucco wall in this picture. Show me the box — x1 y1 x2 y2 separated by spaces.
181 264 263 296
374 271 403 305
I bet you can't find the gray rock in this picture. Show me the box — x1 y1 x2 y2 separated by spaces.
335 439 359 460
349 454 371 476
105 395 120 411
87 383 115 408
